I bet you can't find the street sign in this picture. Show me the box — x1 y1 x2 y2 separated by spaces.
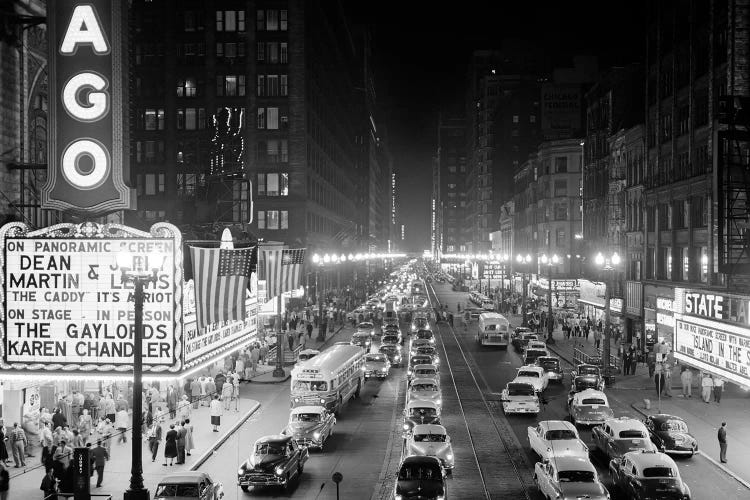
0 221 182 375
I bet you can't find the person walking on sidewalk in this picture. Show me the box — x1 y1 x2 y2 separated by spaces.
189 378 200 409
175 422 187 465
701 372 713 403
147 421 162 462
163 424 177 466
654 364 665 396
0 462 9 500
713 376 725 404
184 418 194 456
115 408 129 443
221 379 233 411
40 467 58 500
91 440 108 488
231 371 241 412
593 328 600 348
680 366 693 398
210 395 222 432
9 423 27 468
718 422 728 463
663 361 673 397
307 321 313 339
250 345 260 375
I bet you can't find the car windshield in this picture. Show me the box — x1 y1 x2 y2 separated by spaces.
383 336 399 344
412 383 438 392
380 346 398 354
292 413 321 423
618 430 647 439
417 347 436 355
507 385 534 396
642 467 676 478
417 331 434 339
579 366 599 376
661 420 689 432
299 354 316 361
154 484 201 497
414 433 447 443
358 323 373 329
575 380 598 390
558 470 595 483
526 350 546 360
409 408 437 418
416 369 436 376
293 380 329 392
366 354 386 362
518 371 539 378
398 464 442 480
255 443 285 455
411 358 430 365
540 359 560 370
581 398 606 405
546 429 577 440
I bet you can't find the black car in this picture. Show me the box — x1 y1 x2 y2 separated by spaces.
402 401 441 434
378 344 403 367
570 364 605 392
511 330 537 352
394 455 448 500
644 414 698 456
535 356 563 383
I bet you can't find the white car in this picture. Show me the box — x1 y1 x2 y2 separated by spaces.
526 340 547 352
527 420 589 461
534 457 610 500
410 364 439 385
513 365 549 393
405 424 455 471
500 382 540 414
407 378 442 410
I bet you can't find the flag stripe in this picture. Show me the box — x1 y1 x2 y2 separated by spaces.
262 248 305 299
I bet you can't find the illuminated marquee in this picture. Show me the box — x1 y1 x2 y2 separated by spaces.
0 221 182 375
42 0 135 214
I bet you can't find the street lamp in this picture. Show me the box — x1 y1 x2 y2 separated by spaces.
516 253 532 326
117 249 165 500
594 251 621 385
540 253 560 344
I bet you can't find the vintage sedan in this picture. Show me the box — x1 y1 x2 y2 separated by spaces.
364 352 391 380
282 405 336 450
378 344 403 367
403 400 442 435
415 328 436 344
567 389 614 426
407 354 435 380
644 414 698 456
592 417 655 460
410 315 430 333
394 455 448 500
500 382 540 415
407 378 442 409
570 364 605 392
536 356 563 383
409 338 433 355
356 321 376 337
609 449 692 500
381 332 403 346
534 457 610 500
523 347 550 365
410 364 439 384
513 365 549 393
350 331 372 350
155 472 224 500
237 435 309 491
405 424 455 471
527 420 589 461
512 331 539 352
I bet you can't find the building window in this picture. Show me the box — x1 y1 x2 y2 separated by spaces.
281 43 288 63
257 108 265 129
280 75 288 96
554 204 567 220
267 42 279 63
266 107 279 129
554 179 566 197
183 10 204 32
266 9 279 30
176 77 197 97
680 247 689 281
555 157 567 173
176 108 205 130
529 115 536 123
216 75 245 97
216 10 245 32
267 210 279 229
216 42 245 61
512 115 519 123
257 42 265 62
257 210 265 229
144 173 165 196
142 108 165 130
257 75 265 97
267 75 279 96
556 229 566 247
280 210 289 229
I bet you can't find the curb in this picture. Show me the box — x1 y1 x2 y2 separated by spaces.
629 402 750 491
190 400 261 470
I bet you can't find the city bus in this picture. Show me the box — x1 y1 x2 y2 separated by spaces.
290 344 365 415
476 312 510 348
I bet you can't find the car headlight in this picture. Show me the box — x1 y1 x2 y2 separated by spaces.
320 398 326 404
237 466 245 475
403 423 409 430
446 453 453 460
436 399 442 405
275 466 284 476
313 431 321 439
294 397 300 403
395 495 403 500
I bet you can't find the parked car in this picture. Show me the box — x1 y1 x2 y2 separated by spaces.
511 329 537 352
378 344 403 367
513 365 549 393
570 364 605 392
592 417 655 460
237 435 309 491
394 455 448 500
523 347 549 365
609 449 692 500
567 389 614 426
643 414 698 456
527 420 589 461
364 352 391 380
403 400 441 435
282 405 336 451
534 457 609 500
407 378 442 410
155 472 224 500
405 424 454 471
500 381 540 415
535 356 563 383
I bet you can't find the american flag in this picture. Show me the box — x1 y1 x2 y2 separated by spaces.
190 246 255 330
263 248 306 299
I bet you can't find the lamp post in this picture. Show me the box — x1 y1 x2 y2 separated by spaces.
594 251 621 385
516 253 532 326
117 250 165 500
540 253 560 344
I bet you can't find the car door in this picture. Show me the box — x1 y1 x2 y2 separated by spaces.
530 424 544 455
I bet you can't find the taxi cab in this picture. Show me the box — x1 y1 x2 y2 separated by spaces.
609 449 691 499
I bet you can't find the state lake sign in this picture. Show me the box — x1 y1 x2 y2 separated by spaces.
0 221 183 375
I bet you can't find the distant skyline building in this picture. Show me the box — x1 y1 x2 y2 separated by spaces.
434 115 467 256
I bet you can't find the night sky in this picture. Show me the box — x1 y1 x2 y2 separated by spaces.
347 1 647 252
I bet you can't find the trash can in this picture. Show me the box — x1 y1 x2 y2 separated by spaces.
644 399 651 410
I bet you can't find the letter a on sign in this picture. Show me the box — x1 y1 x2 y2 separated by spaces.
43 0 135 216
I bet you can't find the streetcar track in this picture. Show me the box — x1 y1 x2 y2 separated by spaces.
426 283 534 500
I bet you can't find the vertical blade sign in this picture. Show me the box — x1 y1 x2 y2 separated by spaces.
42 0 135 215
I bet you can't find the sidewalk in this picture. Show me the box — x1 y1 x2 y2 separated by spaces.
538 319 750 488
8 388 261 498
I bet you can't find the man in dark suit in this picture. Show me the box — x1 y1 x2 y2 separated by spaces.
91 440 109 488
718 422 728 463
176 422 187 464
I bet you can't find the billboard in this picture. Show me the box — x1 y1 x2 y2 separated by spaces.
541 83 582 140
1 221 182 375
43 0 135 215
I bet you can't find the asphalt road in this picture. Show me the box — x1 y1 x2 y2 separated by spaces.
429 280 750 500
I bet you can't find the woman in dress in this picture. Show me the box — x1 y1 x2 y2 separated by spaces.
183 418 194 456
177 395 191 422
77 409 92 444
163 424 178 466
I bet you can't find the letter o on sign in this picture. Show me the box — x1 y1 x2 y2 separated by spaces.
61 139 110 189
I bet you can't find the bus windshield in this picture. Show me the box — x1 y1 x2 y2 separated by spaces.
293 380 329 391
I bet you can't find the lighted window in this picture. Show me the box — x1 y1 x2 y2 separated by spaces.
267 210 279 230
267 107 279 129
700 247 708 282
257 210 266 229
267 173 279 196
280 210 289 229
280 10 288 30
266 9 279 30
257 173 266 195
145 174 156 195
257 108 265 129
